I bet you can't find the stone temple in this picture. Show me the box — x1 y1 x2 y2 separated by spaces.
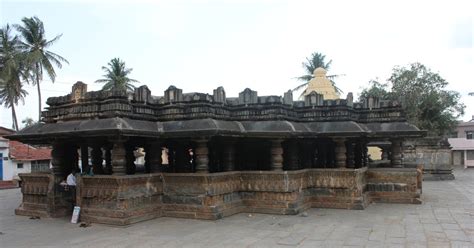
7 73 425 225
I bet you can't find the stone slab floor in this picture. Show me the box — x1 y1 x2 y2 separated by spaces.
1 168 473 248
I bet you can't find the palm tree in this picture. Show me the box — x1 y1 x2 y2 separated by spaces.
0 24 28 131
95 58 138 92
293 52 343 94
15 16 69 121
21 117 36 128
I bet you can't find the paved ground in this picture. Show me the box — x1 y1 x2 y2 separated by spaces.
1 168 473 248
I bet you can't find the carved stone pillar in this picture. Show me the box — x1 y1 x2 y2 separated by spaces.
145 141 162 173
222 140 236 171
125 144 136 175
49 142 73 217
111 140 127 175
80 144 89 174
381 147 389 160
91 145 104 174
286 140 299 170
270 139 284 171
317 142 327 168
174 141 191 173
65 145 79 173
51 143 66 177
346 141 355 169
391 139 403 168
104 146 112 174
334 138 347 168
194 139 209 173
363 143 369 167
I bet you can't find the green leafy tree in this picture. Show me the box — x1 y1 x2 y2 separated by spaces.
359 79 391 100
95 58 138 92
0 24 28 131
294 52 343 94
15 16 69 121
360 63 465 136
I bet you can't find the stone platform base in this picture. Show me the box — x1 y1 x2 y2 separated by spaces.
16 167 422 225
423 170 455 181
14 173 73 219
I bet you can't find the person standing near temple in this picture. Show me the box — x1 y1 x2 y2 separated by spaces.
67 169 77 187
66 169 77 206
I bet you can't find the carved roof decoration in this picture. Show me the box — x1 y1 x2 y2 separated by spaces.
8 81 425 144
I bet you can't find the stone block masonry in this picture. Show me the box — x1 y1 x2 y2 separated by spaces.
16 167 422 225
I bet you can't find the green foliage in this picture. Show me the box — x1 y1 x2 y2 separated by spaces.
95 58 138 92
294 52 342 94
359 79 391 100
360 63 465 136
0 24 28 131
15 16 69 121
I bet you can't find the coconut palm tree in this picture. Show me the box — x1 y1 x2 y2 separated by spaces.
0 24 28 131
95 58 138 92
15 16 69 121
293 52 343 94
21 117 36 128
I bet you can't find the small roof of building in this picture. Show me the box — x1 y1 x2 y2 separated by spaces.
9 140 51 161
448 138 474 150
0 126 15 136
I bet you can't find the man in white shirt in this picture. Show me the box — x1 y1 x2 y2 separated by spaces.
66 170 77 186
66 169 77 206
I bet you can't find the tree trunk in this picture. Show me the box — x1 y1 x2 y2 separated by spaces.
36 66 42 122
11 101 18 131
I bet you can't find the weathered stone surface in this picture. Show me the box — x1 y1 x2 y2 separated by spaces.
13 167 421 225
404 137 454 180
15 173 71 218
9 83 426 226
366 168 422 204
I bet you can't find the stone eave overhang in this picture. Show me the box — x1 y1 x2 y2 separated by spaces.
6 117 425 144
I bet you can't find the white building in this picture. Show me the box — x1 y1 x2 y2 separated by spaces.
0 127 51 181
448 116 474 168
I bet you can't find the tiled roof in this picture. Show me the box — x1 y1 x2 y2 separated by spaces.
0 126 15 136
9 140 51 161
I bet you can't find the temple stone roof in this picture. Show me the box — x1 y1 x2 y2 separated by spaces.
7 82 425 144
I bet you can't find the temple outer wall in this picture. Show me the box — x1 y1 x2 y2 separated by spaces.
15 173 72 218
16 168 422 225
403 137 454 180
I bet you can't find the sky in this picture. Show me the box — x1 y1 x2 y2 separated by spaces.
0 0 473 129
